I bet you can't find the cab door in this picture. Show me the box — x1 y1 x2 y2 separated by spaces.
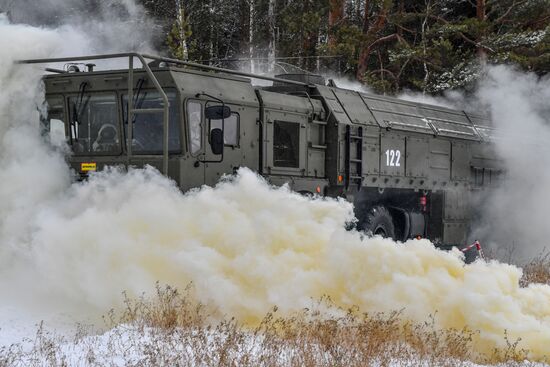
186 99 256 187
201 102 244 186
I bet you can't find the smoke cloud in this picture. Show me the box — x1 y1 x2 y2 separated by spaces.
470 67 550 261
398 88 467 110
5 164 550 359
0 15 74 267
3 2 550 361
398 67 550 262
1 0 157 54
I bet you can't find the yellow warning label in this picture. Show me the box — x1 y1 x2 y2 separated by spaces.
81 163 97 172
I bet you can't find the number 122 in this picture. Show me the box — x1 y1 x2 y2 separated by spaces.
385 149 401 167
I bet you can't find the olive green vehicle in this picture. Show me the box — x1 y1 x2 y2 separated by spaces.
20 53 501 248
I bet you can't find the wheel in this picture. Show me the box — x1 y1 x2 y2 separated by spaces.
359 206 396 239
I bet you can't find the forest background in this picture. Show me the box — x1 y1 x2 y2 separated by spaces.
4 0 550 95
148 0 550 95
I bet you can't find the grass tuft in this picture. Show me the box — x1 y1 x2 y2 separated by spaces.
521 252 550 286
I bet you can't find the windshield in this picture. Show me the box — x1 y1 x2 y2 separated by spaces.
123 90 181 155
69 94 120 155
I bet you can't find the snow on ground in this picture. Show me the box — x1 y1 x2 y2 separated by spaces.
1 322 549 367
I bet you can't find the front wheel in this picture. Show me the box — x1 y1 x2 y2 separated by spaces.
359 206 396 240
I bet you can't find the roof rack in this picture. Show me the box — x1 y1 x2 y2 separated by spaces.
16 53 309 86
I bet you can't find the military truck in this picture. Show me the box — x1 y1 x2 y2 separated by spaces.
19 53 502 248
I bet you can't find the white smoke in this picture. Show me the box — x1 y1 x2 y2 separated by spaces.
327 76 372 93
398 90 461 109
0 0 159 270
471 67 550 261
1 0 157 54
396 67 550 262
0 0 158 333
0 15 76 264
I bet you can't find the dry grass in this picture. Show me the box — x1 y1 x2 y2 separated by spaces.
1 283 539 367
521 252 550 286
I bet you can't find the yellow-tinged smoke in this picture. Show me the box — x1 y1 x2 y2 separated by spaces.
3 166 549 360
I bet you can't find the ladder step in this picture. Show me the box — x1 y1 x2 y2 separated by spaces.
349 135 363 139
349 176 363 180
309 143 327 150
349 159 362 163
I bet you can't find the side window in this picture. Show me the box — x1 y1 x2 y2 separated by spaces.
187 100 202 155
122 91 181 155
69 94 120 155
210 113 239 146
273 120 300 168
472 167 484 187
49 119 66 147
45 96 66 147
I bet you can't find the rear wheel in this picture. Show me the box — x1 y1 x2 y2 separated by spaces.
359 206 396 240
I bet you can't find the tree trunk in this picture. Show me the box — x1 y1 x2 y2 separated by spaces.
268 0 276 73
476 0 486 21
175 0 188 60
356 1 393 81
239 0 249 60
302 0 311 69
328 0 345 48
397 0 404 37
249 0 255 73
476 0 487 62
356 0 371 80
421 0 431 93
362 0 370 34
209 0 215 62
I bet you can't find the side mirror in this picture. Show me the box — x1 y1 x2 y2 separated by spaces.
210 128 224 155
205 105 231 120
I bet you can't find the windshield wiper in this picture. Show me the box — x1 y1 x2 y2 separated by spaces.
122 78 146 126
70 82 89 143
132 78 146 123
123 78 146 147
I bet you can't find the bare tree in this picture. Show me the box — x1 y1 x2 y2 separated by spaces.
174 0 189 60
268 0 276 73
248 0 255 73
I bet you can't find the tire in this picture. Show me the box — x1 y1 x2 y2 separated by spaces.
298 190 314 198
359 206 396 239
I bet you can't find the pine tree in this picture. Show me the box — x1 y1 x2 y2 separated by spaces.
135 0 549 93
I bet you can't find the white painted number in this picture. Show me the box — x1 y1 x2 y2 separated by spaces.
385 149 401 167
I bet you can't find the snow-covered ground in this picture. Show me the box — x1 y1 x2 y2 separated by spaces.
1 320 549 367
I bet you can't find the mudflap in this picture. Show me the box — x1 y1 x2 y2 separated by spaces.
437 244 478 264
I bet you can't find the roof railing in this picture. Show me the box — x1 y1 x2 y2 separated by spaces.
16 53 309 86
